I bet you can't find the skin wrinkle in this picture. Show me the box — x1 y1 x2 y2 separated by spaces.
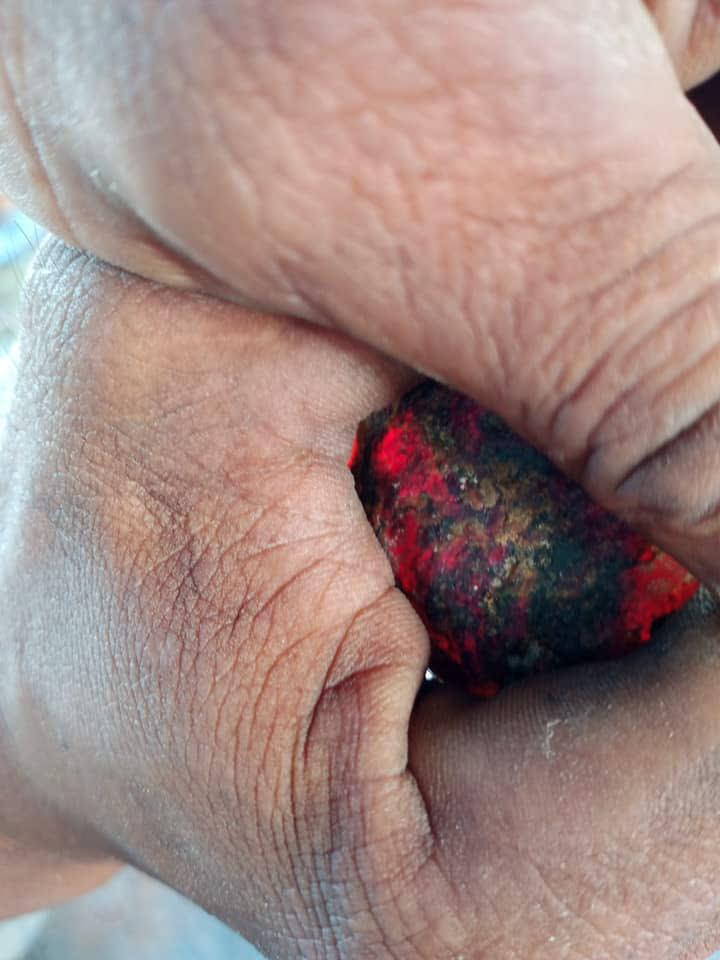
547 253 720 473
300 653 440 955
305 587 398 700
314 811 411 960
174 49 265 258
413 628 715 953
120 506 260 747
649 845 717 933
8 7 720 957
542 173 711 436
556 280 713 458
551 258 712 458
566 854 665 949
613 336 720 493
0 25 77 246
288 729 332 949
538 160 701 328
598 401 720 530
558 277 720 486
171 12 312 305
245 544 382 738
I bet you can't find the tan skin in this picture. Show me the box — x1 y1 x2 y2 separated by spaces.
3 3 720 957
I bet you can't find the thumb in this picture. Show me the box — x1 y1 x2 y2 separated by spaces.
3 2 720 578
332 78 720 586
303 24 720 584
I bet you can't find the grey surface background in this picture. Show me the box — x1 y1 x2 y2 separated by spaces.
0 870 265 960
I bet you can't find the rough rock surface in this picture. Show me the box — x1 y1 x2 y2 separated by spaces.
352 381 698 695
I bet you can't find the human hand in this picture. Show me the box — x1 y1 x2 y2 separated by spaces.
3 2 720 582
2 241 720 959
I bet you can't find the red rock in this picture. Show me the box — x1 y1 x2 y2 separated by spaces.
352 381 698 695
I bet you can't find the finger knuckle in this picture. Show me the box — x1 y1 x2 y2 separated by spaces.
536 162 720 545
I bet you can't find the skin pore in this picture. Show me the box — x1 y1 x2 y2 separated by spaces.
2 3 720 958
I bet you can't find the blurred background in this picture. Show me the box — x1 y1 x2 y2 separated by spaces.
0 871 265 960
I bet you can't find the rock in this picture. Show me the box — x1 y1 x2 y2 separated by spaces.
352 380 698 695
